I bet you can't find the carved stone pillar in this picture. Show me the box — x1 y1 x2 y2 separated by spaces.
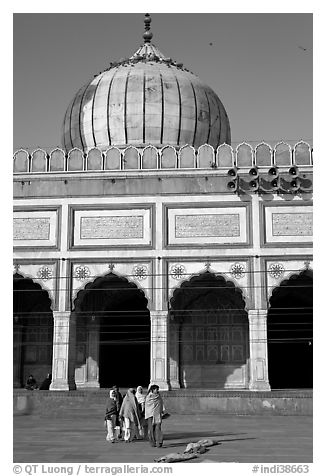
169 319 180 389
248 309 271 391
150 311 170 390
50 311 76 390
13 322 23 388
85 319 100 388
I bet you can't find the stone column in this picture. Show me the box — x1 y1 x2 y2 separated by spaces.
85 319 100 388
13 322 23 388
169 319 180 389
150 311 170 390
248 309 271 391
50 311 76 390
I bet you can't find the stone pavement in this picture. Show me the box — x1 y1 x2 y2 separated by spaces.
13 413 312 463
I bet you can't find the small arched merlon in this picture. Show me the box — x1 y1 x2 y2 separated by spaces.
293 141 312 166
123 146 140 169
236 142 254 167
273 141 292 166
216 143 234 168
142 145 159 169
67 148 85 171
13 149 30 173
104 147 121 170
197 144 215 168
49 148 66 172
178 145 196 168
161 145 177 169
255 142 273 167
30 148 48 173
86 147 103 171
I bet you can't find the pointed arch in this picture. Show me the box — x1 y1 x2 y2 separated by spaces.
160 145 177 168
178 144 196 168
13 274 54 388
197 144 215 168
267 270 313 389
255 142 273 167
30 148 48 172
293 141 312 166
141 145 159 169
169 271 249 389
86 147 104 171
123 146 140 169
13 149 30 173
72 273 150 388
104 147 121 170
274 141 292 166
216 143 234 168
67 148 85 171
49 148 66 172
235 142 254 167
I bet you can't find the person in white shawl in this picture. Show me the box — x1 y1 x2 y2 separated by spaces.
135 386 147 439
145 384 164 447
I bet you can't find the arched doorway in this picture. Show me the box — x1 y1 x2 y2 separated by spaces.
74 273 150 388
267 270 313 389
169 272 249 389
13 274 53 388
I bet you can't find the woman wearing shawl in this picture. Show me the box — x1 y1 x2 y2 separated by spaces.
135 386 148 439
119 388 142 443
145 384 164 447
105 390 119 443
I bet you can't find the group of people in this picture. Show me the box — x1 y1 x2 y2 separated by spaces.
105 384 166 448
25 373 52 390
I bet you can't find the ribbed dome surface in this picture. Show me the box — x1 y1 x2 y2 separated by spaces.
62 26 231 151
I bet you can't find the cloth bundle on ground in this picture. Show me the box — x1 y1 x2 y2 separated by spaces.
154 452 199 463
184 439 215 453
154 438 219 463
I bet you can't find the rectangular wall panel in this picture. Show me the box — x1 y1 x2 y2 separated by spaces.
72 207 152 248
167 205 248 246
264 204 312 244
13 209 59 248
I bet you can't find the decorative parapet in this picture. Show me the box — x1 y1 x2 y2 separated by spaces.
13 141 313 176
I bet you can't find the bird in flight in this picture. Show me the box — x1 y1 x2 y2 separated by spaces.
298 46 307 51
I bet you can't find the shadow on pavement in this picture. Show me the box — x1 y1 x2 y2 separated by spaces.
164 431 247 440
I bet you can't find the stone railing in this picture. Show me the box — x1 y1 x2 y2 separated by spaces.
13 141 313 174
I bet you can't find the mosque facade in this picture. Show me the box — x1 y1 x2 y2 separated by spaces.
13 15 313 391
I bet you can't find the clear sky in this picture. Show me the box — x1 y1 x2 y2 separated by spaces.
13 12 312 151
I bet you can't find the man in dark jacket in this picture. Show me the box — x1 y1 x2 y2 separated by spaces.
105 390 119 443
112 385 124 438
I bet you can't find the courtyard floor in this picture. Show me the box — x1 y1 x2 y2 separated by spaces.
13 413 312 463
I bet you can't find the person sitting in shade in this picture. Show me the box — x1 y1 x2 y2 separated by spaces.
119 388 142 443
145 384 165 448
105 389 119 443
39 373 52 390
25 374 37 390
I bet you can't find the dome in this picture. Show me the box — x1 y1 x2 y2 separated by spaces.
62 15 231 151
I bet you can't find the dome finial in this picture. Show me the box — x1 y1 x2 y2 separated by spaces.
143 13 153 43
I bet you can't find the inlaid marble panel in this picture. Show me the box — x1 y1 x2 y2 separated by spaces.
13 210 58 247
272 213 312 236
175 214 240 238
73 208 152 247
264 205 312 243
80 216 144 239
14 218 50 240
167 206 247 245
